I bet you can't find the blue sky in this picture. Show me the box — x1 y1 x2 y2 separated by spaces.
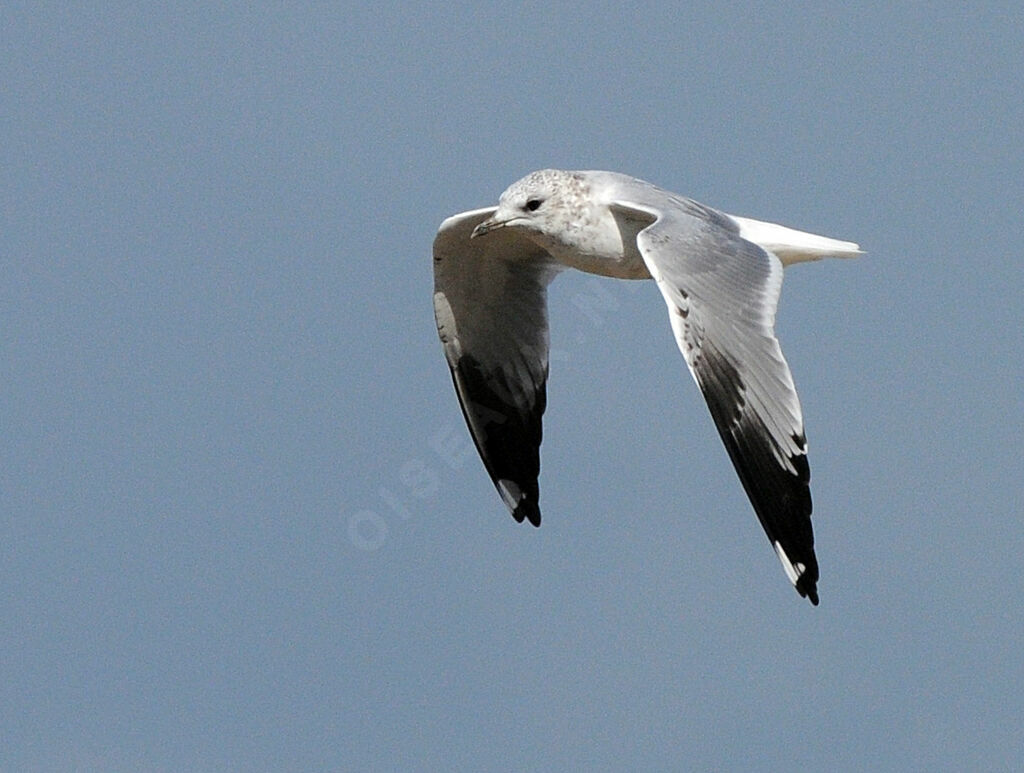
3 3 1022 770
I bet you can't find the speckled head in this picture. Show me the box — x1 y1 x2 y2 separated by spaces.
470 168 649 277
500 169 590 213
470 169 594 253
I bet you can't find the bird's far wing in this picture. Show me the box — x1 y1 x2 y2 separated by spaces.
433 207 561 526
610 199 819 604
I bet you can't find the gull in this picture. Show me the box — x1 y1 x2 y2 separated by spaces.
432 170 860 604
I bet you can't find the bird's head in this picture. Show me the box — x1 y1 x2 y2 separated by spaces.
470 169 588 246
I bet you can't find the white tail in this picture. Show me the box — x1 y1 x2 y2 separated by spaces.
730 215 862 266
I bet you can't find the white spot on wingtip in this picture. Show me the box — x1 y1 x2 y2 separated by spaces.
773 541 805 587
497 479 522 510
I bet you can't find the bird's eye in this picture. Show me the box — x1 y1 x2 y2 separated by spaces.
524 198 542 212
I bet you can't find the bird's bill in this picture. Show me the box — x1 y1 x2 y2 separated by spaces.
470 217 506 239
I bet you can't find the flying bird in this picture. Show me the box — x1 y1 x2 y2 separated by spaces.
432 169 860 604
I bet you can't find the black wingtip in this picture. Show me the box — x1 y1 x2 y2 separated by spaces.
513 500 541 527
798 577 820 606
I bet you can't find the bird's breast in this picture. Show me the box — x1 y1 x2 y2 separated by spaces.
533 214 651 280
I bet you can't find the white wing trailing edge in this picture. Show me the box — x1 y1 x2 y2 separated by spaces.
611 197 820 604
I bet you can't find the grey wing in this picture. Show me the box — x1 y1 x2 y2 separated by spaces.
612 199 819 604
433 207 561 526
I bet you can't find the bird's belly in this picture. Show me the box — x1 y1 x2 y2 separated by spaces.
560 250 651 279
537 229 652 280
